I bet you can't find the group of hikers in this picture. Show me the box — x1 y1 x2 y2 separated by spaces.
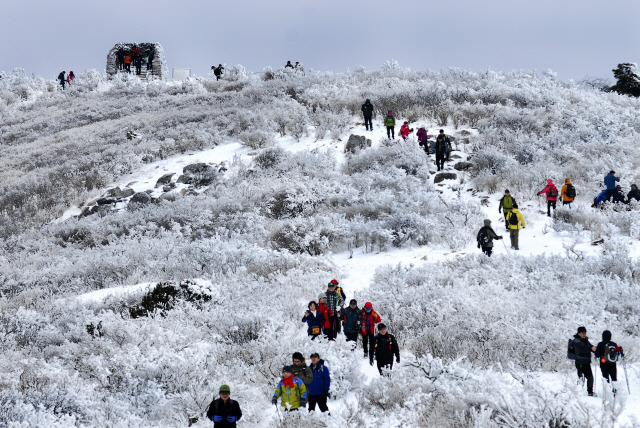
477 170 640 254
284 61 304 72
57 71 75 89
115 45 153 75
361 100 452 171
567 326 628 397
301 279 400 376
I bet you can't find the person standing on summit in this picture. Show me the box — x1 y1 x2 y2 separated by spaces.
384 111 396 139
361 99 374 131
537 179 559 217
58 71 66 89
432 130 450 171
604 170 620 201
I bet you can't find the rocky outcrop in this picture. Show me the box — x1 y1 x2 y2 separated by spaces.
434 172 457 183
454 162 473 171
176 163 217 187
345 134 372 153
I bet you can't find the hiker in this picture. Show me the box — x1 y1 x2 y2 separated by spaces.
130 45 140 58
361 99 374 131
213 64 224 80
416 127 429 154
498 189 516 229
342 299 362 349
604 170 620 201
124 54 132 72
361 302 381 360
612 185 626 204
327 279 346 301
506 203 525 250
568 326 596 396
117 49 125 70
324 281 344 340
147 50 154 70
371 323 400 375
294 62 304 73
628 184 640 202
67 71 75 83
58 71 66 89
291 352 313 386
400 122 413 141
302 301 325 340
316 294 333 339
206 385 243 427
593 190 608 208
560 178 576 207
307 352 331 413
272 366 307 411
134 56 143 75
476 219 503 257
595 330 622 393
432 130 450 171
285 61 294 69
538 179 559 217
384 111 396 139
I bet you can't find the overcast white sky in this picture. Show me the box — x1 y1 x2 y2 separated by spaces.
2 0 638 81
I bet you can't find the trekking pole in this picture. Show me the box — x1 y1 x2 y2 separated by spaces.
622 354 631 394
501 239 510 253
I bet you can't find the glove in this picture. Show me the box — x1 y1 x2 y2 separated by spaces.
396 357 400 363
213 415 223 422
498 236 503 240
226 416 237 423
272 396 278 405
477 243 480 249
325 391 331 399
370 360 374 366
300 398 307 408
498 209 501 213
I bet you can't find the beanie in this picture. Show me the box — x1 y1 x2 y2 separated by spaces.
282 366 292 373
577 326 587 334
350 299 357 305
292 352 303 361
219 384 230 393
378 323 387 330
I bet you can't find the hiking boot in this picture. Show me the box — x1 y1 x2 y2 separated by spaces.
514 247 519 250
363 352 368 359
588 392 596 397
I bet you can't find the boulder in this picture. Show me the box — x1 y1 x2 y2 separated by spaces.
434 172 457 183
162 183 177 192
155 173 175 188
105 187 135 199
96 197 118 206
130 192 152 205
345 134 372 153
177 163 217 187
454 161 473 171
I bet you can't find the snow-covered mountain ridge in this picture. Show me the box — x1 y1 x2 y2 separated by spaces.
1 66 640 426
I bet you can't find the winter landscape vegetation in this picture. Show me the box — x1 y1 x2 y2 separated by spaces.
2 61 640 427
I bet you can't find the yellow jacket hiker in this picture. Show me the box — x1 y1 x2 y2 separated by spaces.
272 366 307 410
505 204 525 250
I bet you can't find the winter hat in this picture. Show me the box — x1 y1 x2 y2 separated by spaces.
364 302 373 312
310 352 320 359
365 99 370 103
602 330 612 342
378 323 387 331
328 279 338 287
616 185 622 190
547 179 553 185
388 111 393 115
484 219 491 227
282 366 292 373
219 385 230 393
632 184 638 190
292 352 304 361
577 326 587 334
610 170 615 174
349 299 357 305
318 293 326 301
565 178 571 183
404 121 408 124
504 189 510 194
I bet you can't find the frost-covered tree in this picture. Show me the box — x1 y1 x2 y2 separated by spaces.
610 62 640 96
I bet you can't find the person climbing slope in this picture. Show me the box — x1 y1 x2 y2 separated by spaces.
506 203 525 250
560 178 576 207
384 111 396 139
537 179 559 217
476 219 503 257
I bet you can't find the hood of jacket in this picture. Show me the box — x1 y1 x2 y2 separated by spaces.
564 178 572 184
547 179 554 185
602 330 612 342
484 219 492 227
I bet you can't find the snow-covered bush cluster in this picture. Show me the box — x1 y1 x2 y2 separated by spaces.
1 64 639 426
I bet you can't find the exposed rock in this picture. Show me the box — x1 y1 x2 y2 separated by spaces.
434 172 457 183
177 163 217 187
79 206 97 217
163 183 176 192
155 173 175 188
105 187 135 199
454 161 473 171
345 134 372 153
130 192 152 205
458 130 472 136
96 197 118 206
450 154 462 159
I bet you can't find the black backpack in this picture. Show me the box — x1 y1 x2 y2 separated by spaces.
477 227 490 246
508 212 519 226
566 184 576 198
603 343 619 363
567 338 576 360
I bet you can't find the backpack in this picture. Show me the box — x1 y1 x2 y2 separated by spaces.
602 343 619 363
566 184 576 198
567 338 576 360
477 227 490 246
508 211 519 226
548 185 558 198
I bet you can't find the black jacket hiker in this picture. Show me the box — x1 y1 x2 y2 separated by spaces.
372 332 400 374
361 100 374 130
595 330 620 383
206 398 242 427
570 334 595 394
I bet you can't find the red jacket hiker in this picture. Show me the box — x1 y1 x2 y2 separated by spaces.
360 305 381 335
316 302 332 329
538 179 559 201
400 123 412 139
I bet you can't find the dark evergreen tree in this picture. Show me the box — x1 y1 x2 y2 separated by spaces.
610 63 640 97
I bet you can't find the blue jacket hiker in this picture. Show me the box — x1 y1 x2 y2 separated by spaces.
307 353 331 412
302 301 325 339
272 366 307 411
